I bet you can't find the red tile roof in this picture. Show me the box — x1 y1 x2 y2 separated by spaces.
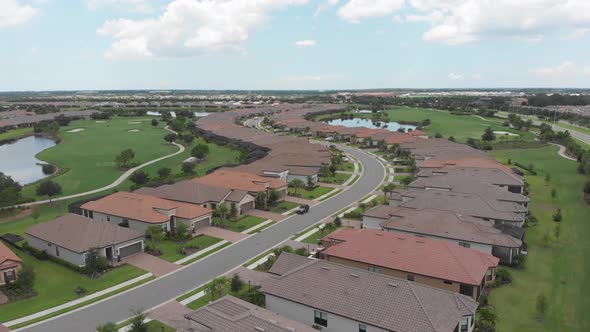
81 191 211 224
0 241 21 267
192 169 287 193
321 228 498 286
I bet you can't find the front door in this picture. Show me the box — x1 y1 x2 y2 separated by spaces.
105 247 114 261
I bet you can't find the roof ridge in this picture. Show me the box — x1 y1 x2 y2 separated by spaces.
407 280 438 332
444 242 479 285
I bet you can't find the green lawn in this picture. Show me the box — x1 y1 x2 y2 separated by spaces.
319 172 352 185
22 117 176 198
337 161 355 172
157 235 222 262
301 224 340 244
356 107 534 143
288 186 334 199
146 320 175 332
488 146 590 332
0 127 33 141
269 201 299 214
0 247 146 323
225 215 267 232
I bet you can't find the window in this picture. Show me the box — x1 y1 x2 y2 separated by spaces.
444 280 453 285
359 324 367 332
486 270 493 282
47 242 52 247
458 241 470 248
4 270 16 282
407 274 415 282
368 265 380 273
314 310 328 327
55 246 60 257
106 216 110 222
460 318 469 332
460 284 473 297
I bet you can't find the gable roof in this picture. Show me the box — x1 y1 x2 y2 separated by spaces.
192 170 287 193
416 167 523 187
81 191 211 224
25 214 144 253
185 295 317 332
366 206 522 248
136 181 249 205
0 240 21 266
262 254 478 332
321 228 498 286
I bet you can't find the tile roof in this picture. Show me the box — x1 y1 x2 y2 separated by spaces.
136 181 248 204
366 206 522 248
192 170 287 193
268 252 311 276
262 253 478 332
185 295 316 332
321 228 498 286
81 191 211 224
417 167 523 187
25 214 144 253
0 240 21 266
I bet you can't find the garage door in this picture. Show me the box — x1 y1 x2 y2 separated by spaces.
193 217 211 230
118 242 142 259
240 201 255 214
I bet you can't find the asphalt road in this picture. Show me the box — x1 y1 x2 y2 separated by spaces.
19 145 385 332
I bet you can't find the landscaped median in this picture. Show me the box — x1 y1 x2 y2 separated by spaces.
156 235 223 263
288 186 334 200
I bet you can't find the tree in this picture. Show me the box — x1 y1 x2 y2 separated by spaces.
401 176 415 187
164 133 178 143
552 208 562 222
290 178 305 196
551 188 557 198
421 118 431 126
377 139 387 151
229 203 238 220
15 264 35 294
255 191 268 210
96 322 118 332
41 163 56 175
230 274 244 293
434 132 443 138
545 174 551 182
448 136 455 142
157 167 171 179
130 170 150 185
191 143 210 159
536 293 547 320
114 149 135 168
129 311 149 332
217 203 229 223
306 176 315 189
182 134 195 145
319 166 332 178
482 127 496 141
329 164 337 175
151 118 158 127
146 225 164 253
36 180 62 202
206 277 227 302
175 222 189 240
268 189 280 207
0 172 22 207
382 183 395 200
182 162 195 174
333 216 342 227
477 307 498 332
82 248 109 277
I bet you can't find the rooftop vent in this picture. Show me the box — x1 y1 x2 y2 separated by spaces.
321 266 331 271
387 283 398 287
350 273 359 278
255 327 265 332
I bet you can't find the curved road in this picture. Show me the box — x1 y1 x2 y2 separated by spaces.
8 127 185 208
19 144 385 332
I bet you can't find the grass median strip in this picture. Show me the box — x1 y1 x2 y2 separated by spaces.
247 221 276 234
176 284 208 302
318 189 342 201
180 242 232 266
243 248 275 267
8 275 156 329
291 224 321 240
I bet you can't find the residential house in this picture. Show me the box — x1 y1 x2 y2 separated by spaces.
262 253 478 332
363 206 524 264
320 228 499 300
81 191 213 233
184 295 317 332
25 214 145 267
416 167 524 194
192 170 289 199
0 241 21 285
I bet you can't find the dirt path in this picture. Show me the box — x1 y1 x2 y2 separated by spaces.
550 143 577 161
0 208 32 223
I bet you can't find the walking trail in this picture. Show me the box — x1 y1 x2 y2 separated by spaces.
9 127 185 208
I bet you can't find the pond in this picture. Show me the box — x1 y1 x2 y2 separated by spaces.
324 118 417 132
146 111 209 117
0 136 56 185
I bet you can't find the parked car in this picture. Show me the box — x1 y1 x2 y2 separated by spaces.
297 204 310 214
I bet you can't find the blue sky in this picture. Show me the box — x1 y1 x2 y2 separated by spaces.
1 0 590 91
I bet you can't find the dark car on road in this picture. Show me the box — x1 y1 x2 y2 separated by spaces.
297 204 310 214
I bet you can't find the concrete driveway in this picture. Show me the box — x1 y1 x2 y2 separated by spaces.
124 253 180 277
20 145 385 332
194 226 248 243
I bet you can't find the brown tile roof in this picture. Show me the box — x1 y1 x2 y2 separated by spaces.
268 252 311 276
321 228 499 286
417 167 523 187
366 206 522 248
193 170 287 193
81 192 211 224
262 253 478 332
25 214 144 253
136 181 248 204
0 240 21 266
185 295 316 332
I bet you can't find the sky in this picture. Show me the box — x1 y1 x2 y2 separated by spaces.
1 0 590 91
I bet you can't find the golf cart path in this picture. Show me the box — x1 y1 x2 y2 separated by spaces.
11 126 185 208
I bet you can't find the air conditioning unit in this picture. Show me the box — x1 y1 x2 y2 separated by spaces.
312 324 323 330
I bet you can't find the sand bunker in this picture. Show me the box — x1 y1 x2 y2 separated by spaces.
128 129 141 132
493 131 519 136
95 121 106 123
128 121 142 124
67 128 85 133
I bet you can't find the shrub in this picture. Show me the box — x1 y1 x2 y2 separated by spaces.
333 216 342 227
494 267 512 286
515 253 527 269
230 274 244 293
41 163 57 175
182 162 195 174
130 170 150 185
434 132 443 138
583 181 590 194
552 208 562 222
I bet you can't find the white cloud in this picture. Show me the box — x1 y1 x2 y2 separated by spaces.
448 73 464 80
562 28 590 40
338 0 404 23
98 0 308 60
516 35 544 43
314 0 339 18
295 39 316 47
584 66 590 76
338 0 590 45
283 75 324 81
0 0 37 28
530 61 577 77
87 0 154 13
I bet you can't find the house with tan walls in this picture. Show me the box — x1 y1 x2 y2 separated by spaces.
0 241 21 285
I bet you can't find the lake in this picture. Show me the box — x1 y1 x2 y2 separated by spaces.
324 118 417 132
146 111 209 117
0 136 56 185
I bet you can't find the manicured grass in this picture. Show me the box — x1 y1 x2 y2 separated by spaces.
181 241 231 266
301 224 340 244
146 320 175 332
319 172 352 184
243 248 275 267
318 189 342 201
22 117 177 198
0 248 146 323
268 201 299 214
488 145 590 332
226 215 266 232
0 127 33 141
288 186 334 199
337 161 355 172
157 235 222 262
247 221 276 234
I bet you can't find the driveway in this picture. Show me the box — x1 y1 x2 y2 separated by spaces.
194 226 248 243
148 301 192 331
124 253 180 277
20 145 385 332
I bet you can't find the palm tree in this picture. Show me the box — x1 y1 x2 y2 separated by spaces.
290 178 305 196
477 307 498 331
217 203 229 224
206 277 227 302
